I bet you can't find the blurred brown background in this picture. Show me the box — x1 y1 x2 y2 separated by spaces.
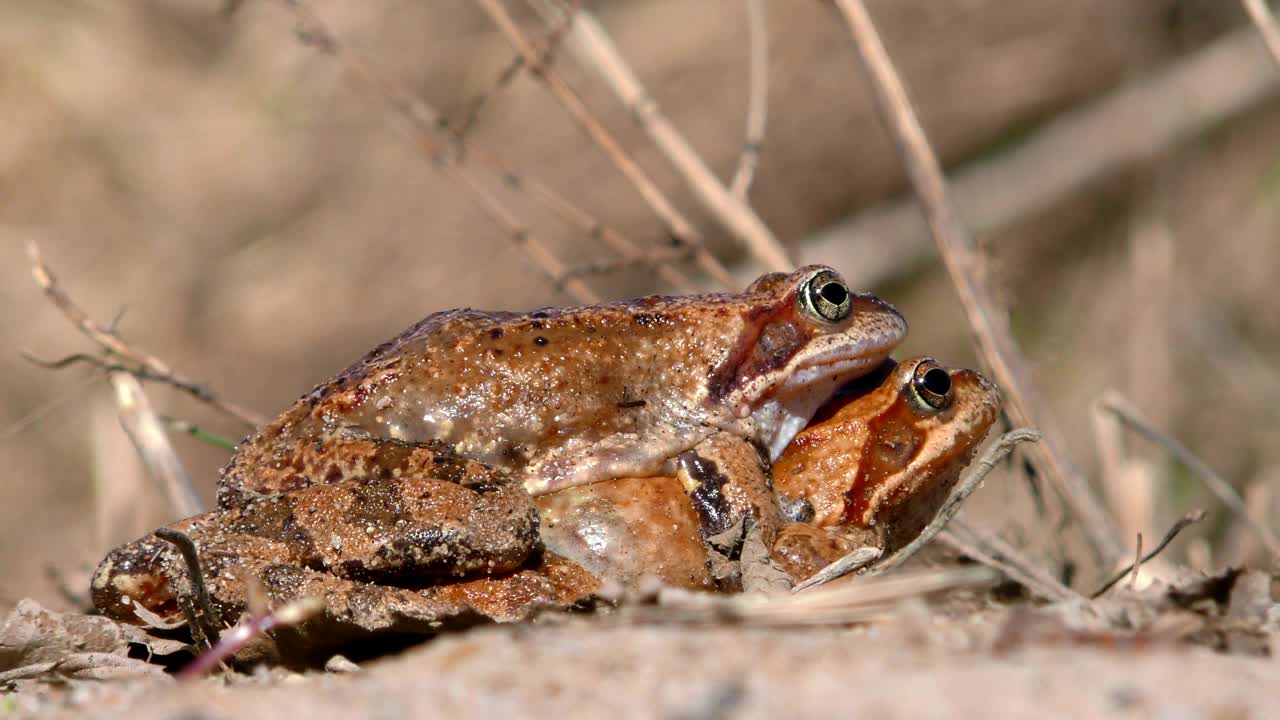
3 0 1277 607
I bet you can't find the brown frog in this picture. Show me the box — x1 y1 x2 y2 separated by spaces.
92 266 906 633
537 357 1001 589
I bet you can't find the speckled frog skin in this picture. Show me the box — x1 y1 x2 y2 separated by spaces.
217 265 905 508
92 266 906 631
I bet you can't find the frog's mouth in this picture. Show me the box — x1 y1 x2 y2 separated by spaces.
752 354 895 461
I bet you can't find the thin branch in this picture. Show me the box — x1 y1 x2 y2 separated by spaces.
529 0 792 273
109 373 203 518
284 2 697 299
1098 391 1280 560
805 27 1280 291
866 428 1042 577
447 0 582 140
24 241 265 428
940 521 1081 604
558 245 697 283
1090 510 1208 598
730 0 769 200
281 0 600 304
474 0 740 289
823 0 1123 567
792 428 1042 592
1242 0 1280 70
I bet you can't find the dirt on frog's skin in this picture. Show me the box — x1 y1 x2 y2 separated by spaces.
10 601 1279 720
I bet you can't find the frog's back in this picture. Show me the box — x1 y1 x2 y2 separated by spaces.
220 298 750 507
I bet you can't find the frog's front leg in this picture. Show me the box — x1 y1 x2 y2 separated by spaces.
675 433 788 590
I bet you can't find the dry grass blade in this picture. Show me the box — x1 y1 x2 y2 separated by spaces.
822 0 1123 567
1098 390 1280 560
730 0 769 200
940 521 1081 604
1091 510 1208 598
866 428 1042 577
24 241 265 429
642 565 998 627
529 0 792 273
107 373 203 518
474 0 739 290
1242 0 1280 70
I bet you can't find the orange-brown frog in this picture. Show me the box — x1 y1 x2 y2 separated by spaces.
536 357 1001 589
92 266 906 631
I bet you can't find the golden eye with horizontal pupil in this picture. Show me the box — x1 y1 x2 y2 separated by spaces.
800 270 852 322
910 360 953 411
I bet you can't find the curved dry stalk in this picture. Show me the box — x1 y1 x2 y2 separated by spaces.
730 0 770 200
25 241 265 429
1098 390 1280 561
866 428 1042 578
1090 510 1208 598
821 0 1124 567
1242 0 1280 70
474 0 740 289
529 0 792 273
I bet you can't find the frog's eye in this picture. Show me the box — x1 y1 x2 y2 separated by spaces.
799 269 852 323
909 360 953 411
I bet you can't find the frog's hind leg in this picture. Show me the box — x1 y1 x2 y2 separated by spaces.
93 451 540 627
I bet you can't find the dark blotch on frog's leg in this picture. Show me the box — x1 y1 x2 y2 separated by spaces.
678 450 735 542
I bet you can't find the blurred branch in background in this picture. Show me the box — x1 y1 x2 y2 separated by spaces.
823 0 1125 567
1098 390 1280 562
282 0 704 300
24 242 205 526
1241 0 1280 69
474 0 740 289
802 27 1280 290
729 0 770 201
22 241 265 430
527 0 793 274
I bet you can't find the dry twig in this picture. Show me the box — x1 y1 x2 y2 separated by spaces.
730 0 769 200
1090 510 1208 598
866 428 1042 577
474 0 739 289
529 0 792 272
1097 391 1280 560
792 428 1042 592
25 242 207 519
821 0 1123 566
24 241 264 429
283 1 699 298
940 521 1081 604
1242 0 1280 70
